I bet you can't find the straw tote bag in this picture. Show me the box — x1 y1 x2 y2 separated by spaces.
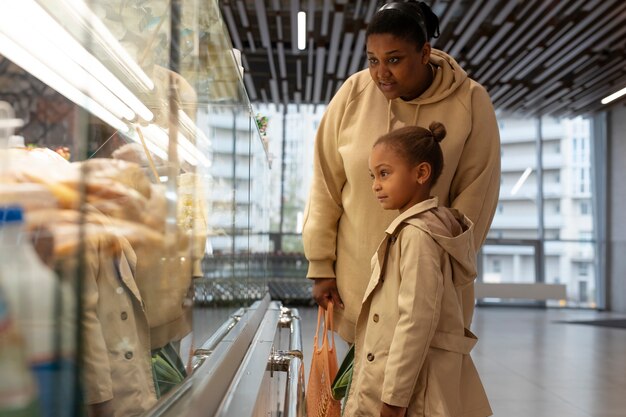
306 302 341 417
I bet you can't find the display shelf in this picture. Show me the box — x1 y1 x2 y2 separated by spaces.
0 1 270 416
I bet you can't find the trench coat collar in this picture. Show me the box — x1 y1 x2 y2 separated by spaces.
385 197 439 236
364 197 439 303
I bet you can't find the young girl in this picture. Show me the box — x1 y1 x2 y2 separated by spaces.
343 123 492 417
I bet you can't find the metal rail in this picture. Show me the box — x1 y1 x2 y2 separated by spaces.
269 307 305 417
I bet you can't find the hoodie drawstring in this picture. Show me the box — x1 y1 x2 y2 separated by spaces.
386 100 421 133
413 104 420 126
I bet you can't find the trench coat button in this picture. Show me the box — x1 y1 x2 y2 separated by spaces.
367 353 375 362
121 311 128 320
372 314 379 323
124 351 133 360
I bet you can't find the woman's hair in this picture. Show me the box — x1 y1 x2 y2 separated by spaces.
366 1 440 48
374 122 446 186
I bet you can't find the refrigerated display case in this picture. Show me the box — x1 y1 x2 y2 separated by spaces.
0 1 303 416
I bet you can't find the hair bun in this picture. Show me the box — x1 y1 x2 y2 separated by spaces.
414 1 441 39
428 122 446 143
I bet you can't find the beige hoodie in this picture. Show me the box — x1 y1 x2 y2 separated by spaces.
303 49 500 343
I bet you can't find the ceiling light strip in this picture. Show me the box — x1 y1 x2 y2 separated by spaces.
297 11 306 51
23 0 154 122
2 2 134 123
57 0 154 90
0 33 128 133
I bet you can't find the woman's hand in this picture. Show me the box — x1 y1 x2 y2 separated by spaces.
87 401 116 417
311 278 344 309
380 403 406 417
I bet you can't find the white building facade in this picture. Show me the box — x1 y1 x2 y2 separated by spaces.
484 115 596 306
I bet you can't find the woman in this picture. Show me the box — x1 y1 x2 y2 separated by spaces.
302 1 500 344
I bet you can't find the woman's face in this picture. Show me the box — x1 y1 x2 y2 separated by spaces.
366 33 431 101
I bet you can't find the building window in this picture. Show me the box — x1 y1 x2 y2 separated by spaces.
497 203 504 214
579 281 588 303
578 263 588 277
555 172 560 183
554 202 560 213
493 259 501 273
580 201 589 215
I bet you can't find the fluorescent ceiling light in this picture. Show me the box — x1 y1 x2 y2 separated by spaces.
0 33 128 133
0 1 154 123
298 12 307 50
129 127 168 161
24 0 153 122
55 0 155 91
601 86 626 105
137 124 210 168
0 0 163 132
1 18 135 121
510 167 533 196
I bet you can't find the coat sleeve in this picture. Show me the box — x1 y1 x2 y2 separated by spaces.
302 82 351 278
381 231 444 407
449 83 501 250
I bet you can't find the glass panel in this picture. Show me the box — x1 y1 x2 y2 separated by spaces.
0 0 270 415
542 116 596 307
489 116 539 240
481 242 537 284
544 240 596 308
484 115 598 307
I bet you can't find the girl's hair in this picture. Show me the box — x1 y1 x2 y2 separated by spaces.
366 1 440 48
374 122 446 186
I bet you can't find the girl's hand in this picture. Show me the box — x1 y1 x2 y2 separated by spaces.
380 403 406 417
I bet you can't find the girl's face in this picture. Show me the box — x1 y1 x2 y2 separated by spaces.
366 33 431 101
369 144 431 213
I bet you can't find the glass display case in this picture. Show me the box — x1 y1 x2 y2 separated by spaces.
0 1 278 416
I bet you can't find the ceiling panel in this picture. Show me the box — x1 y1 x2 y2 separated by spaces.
220 0 626 116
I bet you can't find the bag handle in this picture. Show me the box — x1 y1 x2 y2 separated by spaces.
314 301 336 353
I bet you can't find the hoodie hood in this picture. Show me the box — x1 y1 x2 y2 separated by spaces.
386 197 477 288
394 49 468 106
385 49 468 132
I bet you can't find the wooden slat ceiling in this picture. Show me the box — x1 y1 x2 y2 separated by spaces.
219 0 626 117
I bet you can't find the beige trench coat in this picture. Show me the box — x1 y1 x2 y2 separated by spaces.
344 198 491 417
78 235 158 416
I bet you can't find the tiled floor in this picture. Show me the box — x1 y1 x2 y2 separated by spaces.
298 306 626 417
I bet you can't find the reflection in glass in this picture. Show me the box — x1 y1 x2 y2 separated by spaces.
0 0 271 415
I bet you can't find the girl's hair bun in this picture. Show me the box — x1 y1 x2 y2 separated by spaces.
428 122 446 143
